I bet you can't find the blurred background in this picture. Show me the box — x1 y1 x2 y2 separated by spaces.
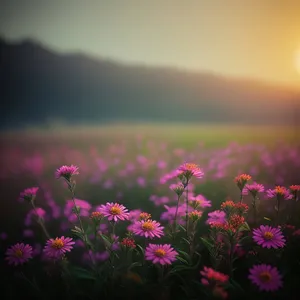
0 0 300 251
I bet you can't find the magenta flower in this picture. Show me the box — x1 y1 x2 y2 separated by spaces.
245 182 265 198
97 202 129 222
43 236 75 260
55 165 79 180
178 163 204 181
200 266 229 285
169 183 185 196
252 225 286 249
190 194 212 208
145 244 178 265
206 210 226 225
249 264 283 291
5 243 33 266
131 219 164 239
266 186 293 200
19 187 39 202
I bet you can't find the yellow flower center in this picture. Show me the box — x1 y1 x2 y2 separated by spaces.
154 249 166 257
110 206 121 215
263 231 274 240
259 271 272 283
142 221 155 231
15 249 23 258
139 212 151 220
275 186 285 195
51 239 64 249
185 163 198 170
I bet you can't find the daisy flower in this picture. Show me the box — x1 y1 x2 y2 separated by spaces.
249 264 283 292
145 244 178 265
97 202 129 222
266 186 293 200
206 210 226 225
177 163 204 181
131 219 164 239
43 236 75 260
19 187 39 203
252 225 285 249
55 165 79 180
234 174 252 191
245 182 265 198
5 243 33 266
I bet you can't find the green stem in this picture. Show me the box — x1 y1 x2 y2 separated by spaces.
173 194 181 235
31 201 50 239
228 236 235 278
67 180 95 265
239 191 243 203
252 196 257 225
276 196 281 225
185 184 189 237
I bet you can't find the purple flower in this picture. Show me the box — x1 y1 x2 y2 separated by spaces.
19 187 39 202
190 194 212 208
131 219 164 239
249 264 283 291
55 165 79 180
5 243 33 266
145 244 178 265
97 202 129 222
245 182 265 198
43 236 75 260
206 210 226 225
266 186 293 200
178 163 204 180
252 225 286 249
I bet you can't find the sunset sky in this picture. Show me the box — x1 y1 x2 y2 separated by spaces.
1 0 300 86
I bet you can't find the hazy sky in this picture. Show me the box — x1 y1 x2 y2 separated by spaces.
1 0 300 85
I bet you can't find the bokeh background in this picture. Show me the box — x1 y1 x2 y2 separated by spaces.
0 0 300 264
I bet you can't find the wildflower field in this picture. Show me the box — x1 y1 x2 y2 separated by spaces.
1 124 299 300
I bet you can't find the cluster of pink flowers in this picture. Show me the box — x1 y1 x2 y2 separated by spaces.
6 163 300 298
6 236 75 265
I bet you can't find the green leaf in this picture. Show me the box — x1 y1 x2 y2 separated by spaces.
178 224 187 232
128 262 143 271
176 256 189 265
100 234 112 248
177 250 191 263
71 267 97 281
264 217 272 221
181 237 191 245
228 278 245 293
238 222 250 232
136 244 145 255
200 237 213 251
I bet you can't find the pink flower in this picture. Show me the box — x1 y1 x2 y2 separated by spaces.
177 163 204 181
97 202 129 222
43 236 75 260
19 187 39 202
190 194 212 208
5 243 33 266
145 244 178 265
200 267 229 285
131 219 164 239
252 225 286 249
55 165 79 180
245 182 265 198
169 183 185 196
249 264 283 291
266 186 293 200
206 210 226 225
